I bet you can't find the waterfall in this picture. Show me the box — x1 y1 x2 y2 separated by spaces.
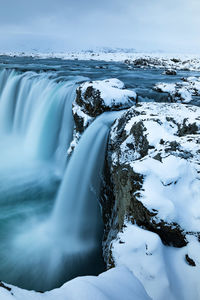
0 68 89 290
0 67 124 291
0 107 123 291
0 69 87 172
52 111 123 244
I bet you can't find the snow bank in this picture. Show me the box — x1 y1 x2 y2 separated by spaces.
112 223 200 300
0 267 151 300
132 155 200 231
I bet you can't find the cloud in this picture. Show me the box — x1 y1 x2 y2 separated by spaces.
0 0 200 52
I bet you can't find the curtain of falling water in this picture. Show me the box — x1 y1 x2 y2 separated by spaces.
0 68 123 292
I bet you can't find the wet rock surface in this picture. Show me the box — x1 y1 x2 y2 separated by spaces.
163 69 177 75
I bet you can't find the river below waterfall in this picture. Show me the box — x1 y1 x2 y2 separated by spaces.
0 55 199 292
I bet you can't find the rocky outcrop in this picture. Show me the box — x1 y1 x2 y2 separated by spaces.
68 78 200 265
154 76 200 104
68 78 137 154
163 69 177 75
103 103 200 266
123 55 200 71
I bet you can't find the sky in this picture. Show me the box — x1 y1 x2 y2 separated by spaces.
0 0 200 53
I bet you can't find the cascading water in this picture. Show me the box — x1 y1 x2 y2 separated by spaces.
52 111 124 250
0 68 86 289
0 67 124 291
0 69 86 168
0 69 81 236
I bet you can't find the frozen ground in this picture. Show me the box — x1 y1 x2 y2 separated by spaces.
1 51 200 71
0 267 151 300
112 223 200 300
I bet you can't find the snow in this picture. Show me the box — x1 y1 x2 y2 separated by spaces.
132 155 200 230
120 135 141 163
110 102 200 166
155 83 176 94
0 267 151 300
155 76 200 103
124 103 200 133
2 51 200 71
112 223 200 300
143 120 176 146
72 104 93 127
80 79 137 107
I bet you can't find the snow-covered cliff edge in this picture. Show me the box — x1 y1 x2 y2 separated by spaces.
105 103 200 300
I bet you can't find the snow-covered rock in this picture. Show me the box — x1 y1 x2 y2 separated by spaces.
124 56 200 72
155 76 200 103
101 102 200 299
68 79 137 154
102 102 200 299
74 78 137 127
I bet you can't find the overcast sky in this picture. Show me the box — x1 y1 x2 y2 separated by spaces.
0 0 200 53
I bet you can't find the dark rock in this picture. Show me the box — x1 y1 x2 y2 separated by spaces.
0 281 12 292
124 59 131 65
111 164 187 248
178 118 198 136
153 153 162 162
133 58 149 67
164 69 177 75
171 58 181 63
185 254 196 267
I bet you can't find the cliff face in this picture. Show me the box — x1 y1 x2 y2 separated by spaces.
68 78 200 300
103 103 200 300
104 102 200 253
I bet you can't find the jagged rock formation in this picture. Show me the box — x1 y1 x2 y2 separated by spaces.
68 78 137 154
154 76 200 104
102 102 200 300
124 56 200 71
103 103 200 261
